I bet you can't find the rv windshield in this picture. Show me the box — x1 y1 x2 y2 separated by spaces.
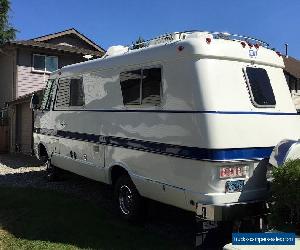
41 79 55 111
244 67 276 107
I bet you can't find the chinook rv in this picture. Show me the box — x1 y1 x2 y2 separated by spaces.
33 31 300 223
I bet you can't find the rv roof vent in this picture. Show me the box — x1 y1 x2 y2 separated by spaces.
185 32 211 39
148 32 181 46
104 45 129 57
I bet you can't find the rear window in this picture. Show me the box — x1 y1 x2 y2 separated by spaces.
244 67 276 107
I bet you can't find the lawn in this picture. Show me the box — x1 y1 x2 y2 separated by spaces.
0 186 189 250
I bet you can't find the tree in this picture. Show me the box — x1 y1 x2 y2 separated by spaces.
0 0 17 45
132 36 145 49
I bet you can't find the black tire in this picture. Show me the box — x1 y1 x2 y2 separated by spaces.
114 175 144 222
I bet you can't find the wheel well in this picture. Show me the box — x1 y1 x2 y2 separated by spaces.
38 144 48 160
110 165 129 186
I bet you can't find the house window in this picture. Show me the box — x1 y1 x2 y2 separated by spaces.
243 67 276 107
32 54 58 73
120 67 161 106
55 77 84 109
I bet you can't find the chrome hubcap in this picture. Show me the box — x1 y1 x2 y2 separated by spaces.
119 185 133 215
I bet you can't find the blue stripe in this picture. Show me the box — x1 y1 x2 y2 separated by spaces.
34 128 274 161
52 109 299 115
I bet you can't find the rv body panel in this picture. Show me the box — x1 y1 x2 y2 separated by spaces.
34 31 300 218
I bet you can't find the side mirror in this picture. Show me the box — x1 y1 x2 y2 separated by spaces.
30 94 40 110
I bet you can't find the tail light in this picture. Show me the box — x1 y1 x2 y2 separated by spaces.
206 37 211 44
241 41 246 48
276 51 282 57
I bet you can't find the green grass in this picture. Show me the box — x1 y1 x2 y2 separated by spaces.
0 186 189 250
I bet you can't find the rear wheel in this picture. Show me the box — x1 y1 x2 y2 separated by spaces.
114 175 144 222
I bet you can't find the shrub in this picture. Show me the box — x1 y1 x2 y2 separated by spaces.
269 159 300 234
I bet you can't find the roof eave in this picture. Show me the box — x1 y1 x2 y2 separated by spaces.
6 41 103 57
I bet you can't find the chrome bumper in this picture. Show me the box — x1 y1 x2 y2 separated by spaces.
196 200 267 221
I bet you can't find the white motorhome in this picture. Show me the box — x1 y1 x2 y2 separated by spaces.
33 31 300 223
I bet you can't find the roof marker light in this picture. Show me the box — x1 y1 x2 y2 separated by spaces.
177 45 184 52
241 41 246 48
206 37 211 44
276 51 282 57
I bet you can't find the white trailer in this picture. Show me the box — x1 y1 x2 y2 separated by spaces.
32 31 300 223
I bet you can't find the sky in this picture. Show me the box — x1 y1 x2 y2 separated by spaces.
9 0 300 59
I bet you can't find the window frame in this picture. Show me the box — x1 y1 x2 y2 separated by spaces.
32 54 58 74
120 66 163 107
243 66 276 108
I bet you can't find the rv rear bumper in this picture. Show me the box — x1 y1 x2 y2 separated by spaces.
196 200 268 221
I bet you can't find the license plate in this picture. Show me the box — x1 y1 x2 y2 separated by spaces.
225 179 244 193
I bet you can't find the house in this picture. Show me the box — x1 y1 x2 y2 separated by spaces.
0 28 105 154
283 56 300 109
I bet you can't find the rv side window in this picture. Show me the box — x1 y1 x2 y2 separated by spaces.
120 68 161 106
142 68 161 105
41 79 55 110
244 67 276 107
120 70 142 105
69 78 84 106
55 79 71 108
55 77 84 109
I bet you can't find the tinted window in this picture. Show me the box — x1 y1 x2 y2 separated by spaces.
120 68 161 106
55 77 85 108
142 68 161 105
46 56 58 72
70 78 84 106
33 54 45 71
244 67 276 106
55 79 70 108
120 70 141 105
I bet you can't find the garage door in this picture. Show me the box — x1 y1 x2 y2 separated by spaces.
16 101 33 154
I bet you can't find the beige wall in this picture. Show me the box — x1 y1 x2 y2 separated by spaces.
15 100 32 154
0 49 16 108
